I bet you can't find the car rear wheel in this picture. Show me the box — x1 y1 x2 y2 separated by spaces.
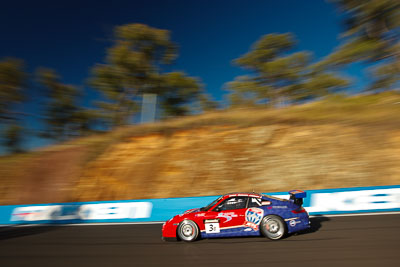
177 220 199 242
260 215 286 240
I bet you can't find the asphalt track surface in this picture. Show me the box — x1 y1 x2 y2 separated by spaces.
0 214 399 267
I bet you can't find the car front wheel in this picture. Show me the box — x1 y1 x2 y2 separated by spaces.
260 215 286 240
177 220 199 242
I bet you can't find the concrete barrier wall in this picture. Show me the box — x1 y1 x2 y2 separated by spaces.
1 185 399 225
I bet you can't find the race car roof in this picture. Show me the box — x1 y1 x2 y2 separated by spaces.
225 192 263 198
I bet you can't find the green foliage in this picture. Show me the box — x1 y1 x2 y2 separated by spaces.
90 64 138 126
326 0 400 91
319 38 387 67
198 93 219 112
91 23 205 124
90 24 178 127
0 58 27 121
332 0 399 41
303 72 351 98
3 124 24 153
368 59 400 91
111 23 177 66
226 75 268 107
71 109 99 136
158 72 203 117
227 33 350 107
0 58 28 153
37 68 93 140
235 33 295 71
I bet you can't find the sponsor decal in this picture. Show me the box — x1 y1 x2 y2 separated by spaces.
217 212 238 222
11 206 63 221
262 201 271 206
244 208 264 230
289 220 296 227
287 219 302 227
272 206 287 209
79 202 152 220
307 188 400 213
11 202 153 221
284 217 299 221
195 213 206 217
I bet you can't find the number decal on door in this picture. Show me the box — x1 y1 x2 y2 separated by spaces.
205 222 220 233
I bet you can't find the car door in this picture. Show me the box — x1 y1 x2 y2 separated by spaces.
203 196 249 237
244 196 265 232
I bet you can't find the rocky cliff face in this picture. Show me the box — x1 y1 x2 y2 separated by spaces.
71 123 400 201
3 93 400 204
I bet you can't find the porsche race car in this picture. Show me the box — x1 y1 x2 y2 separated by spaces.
162 190 310 242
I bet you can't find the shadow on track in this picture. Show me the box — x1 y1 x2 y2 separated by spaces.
172 217 331 244
0 225 62 241
297 216 330 235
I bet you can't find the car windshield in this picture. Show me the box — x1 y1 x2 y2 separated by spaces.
200 196 223 211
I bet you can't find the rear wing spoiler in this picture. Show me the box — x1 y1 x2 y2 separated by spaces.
288 190 306 206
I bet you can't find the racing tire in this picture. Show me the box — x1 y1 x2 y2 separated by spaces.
260 215 287 240
177 220 199 242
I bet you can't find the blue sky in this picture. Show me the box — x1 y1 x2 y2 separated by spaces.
0 0 367 150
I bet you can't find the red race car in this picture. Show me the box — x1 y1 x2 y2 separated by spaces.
162 191 310 242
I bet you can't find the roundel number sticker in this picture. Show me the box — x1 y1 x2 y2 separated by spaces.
205 222 220 233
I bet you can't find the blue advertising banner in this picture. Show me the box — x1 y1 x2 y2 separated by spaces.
1 185 399 225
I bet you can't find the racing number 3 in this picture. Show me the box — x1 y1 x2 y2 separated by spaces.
205 222 220 233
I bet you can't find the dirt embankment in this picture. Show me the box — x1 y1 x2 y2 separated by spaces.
0 147 87 204
1 93 400 205
70 124 400 202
